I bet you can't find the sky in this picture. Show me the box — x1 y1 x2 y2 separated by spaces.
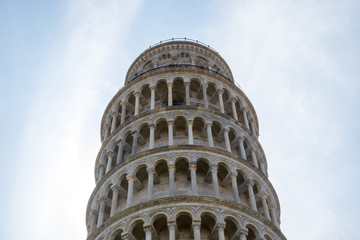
1 0 360 239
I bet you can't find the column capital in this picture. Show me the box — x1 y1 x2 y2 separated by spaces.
223 127 229 133
105 123 111 129
231 171 238 177
131 131 139 138
116 139 124 146
143 224 152 232
120 100 127 106
99 162 106 168
187 120 193 125
97 195 106 203
168 164 175 172
250 146 257 152
192 220 201 228
167 120 174 126
201 84 208 89
240 229 248 235
167 82 173 87
107 151 115 158
149 123 155 129
218 89 224 94
241 107 248 112
147 168 154 174
210 164 218 172
189 163 197 171
111 111 119 117
184 81 190 86
149 85 156 90
111 184 120 192
90 209 98 215
239 134 245 141
134 91 141 97
126 174 135 182
247 180 255 187
260 191 268 199
217 222 226 230
167 221 176 229
206 121 212 127
231 97 238 103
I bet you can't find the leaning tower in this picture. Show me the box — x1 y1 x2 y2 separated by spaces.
86 39 286 240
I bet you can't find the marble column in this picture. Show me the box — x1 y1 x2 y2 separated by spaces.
111 112 119 133
231 98 238 121
187 120 194 144
250 147 259 168
116 140 124 165
193 221 201 240
240 229 248 240
126 175 135 208
239 136 247 160
110 185 119 217
134 92 141 116
120 101 127 124
241 107 249 129
104 123 110 140
218 89 225 113
168 121 174 146
150 86 156 110
131 132 139 155
144 225 152 240
97 196 106 227
98 163 105 182
217 223 226 240
190 163 198 195
250 120 256 136
202 84 208 108
149 124 155 149
248 181 257 211
261 193 271 220
105 151 115 174
259 161 267 175
168 222 176 240
185 82 190 105
231 172 240 204
270 205 279 228
168 164 175 196
89 210 97 234
224 128 231 152
211 165 220 197
167 82 173 106
206 122 214 147
147 168 154 200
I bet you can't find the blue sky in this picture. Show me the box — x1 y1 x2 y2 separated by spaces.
1 0 360 239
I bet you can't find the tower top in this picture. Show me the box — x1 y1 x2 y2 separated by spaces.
125 38 234 85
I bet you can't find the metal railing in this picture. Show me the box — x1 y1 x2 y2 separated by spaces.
147 38 219 54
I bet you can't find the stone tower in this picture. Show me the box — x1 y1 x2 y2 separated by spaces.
86 39 286 240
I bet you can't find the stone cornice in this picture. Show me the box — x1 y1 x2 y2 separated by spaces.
86 196 286 240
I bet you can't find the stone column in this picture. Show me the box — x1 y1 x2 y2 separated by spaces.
259 161 267 175
144 225 152 240
218 89 225 113
134 92 141 116
168 120 174 146
98 163 105 182
217 223 226 240
239 136 247 160
97 196 106 227
168 222 176 240
190 163 198 195
168 164 175 196
231 98 238 121
105 151 115 174
250 120 256 136
248 181 257 211
147 168 154 200
187 120 194 144
193 221 201 240
202 84 208 108
185 82 190 105
104 123 111 140
224 128 231 152
116 140 124 165
149 124 155 149
206 122 214 147
211 165 220 197
120 101 127 124
241 107 249 129
131 132 139 155
231 172 240 204
126 174 135 208
110 185 119 217
261 193 271 220
111 112 119 133
250 147 259 168
167 82 173 106
270 205 279 228
240 229 248 240
89 210 97 234
150 86 156 110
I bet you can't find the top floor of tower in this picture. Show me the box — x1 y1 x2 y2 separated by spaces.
125 38 234 85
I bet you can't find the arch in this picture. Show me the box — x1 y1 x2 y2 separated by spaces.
154 119 168 148
151 213 169 239
153 159 169 199
175 211 193 239
129 219 145 240
174 157 191 195
108 227 124 240
196 158 212 197
155 79 168 106
224 216 240 240
172 77 185 105
173 116 187 143
245 223 259 240
200 211 217 239
192 117 207 145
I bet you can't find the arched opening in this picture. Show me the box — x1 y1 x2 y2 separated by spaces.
126 92 136 120
212 121 226 150
154 119 168 148
173 116 187 145
218 163 232 201
245 224 258 240
224 217 239 240
236 170 248 205
172 78 185 105
265 234 273 240
175 158 191 195
156 80 168 107
140 84 151 112
176 213 193 239
123 131 134 159
110 228 123 240
138 123 150 152
206 82 217 109
189 78 201 105
228 128 238 156
196 158 212 197
193 117 207 145
130 220 145 240
153 214 169 240
200 212 217 239
132 164 147 205
118 174 128 211
222 89 232 116
154 160 169 198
